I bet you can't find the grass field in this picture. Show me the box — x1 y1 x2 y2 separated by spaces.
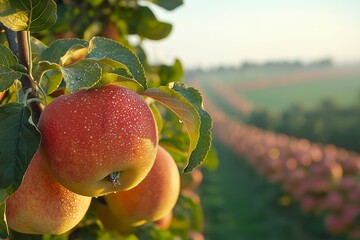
242 75 360 112
190 65 360 113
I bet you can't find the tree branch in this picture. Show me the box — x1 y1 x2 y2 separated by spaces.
16 31 43 124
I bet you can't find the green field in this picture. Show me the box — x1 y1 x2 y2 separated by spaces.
242 75 360 112
190 66 360 113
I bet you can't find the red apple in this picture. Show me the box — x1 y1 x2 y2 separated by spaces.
6 151 91 234
104 146 180 227
38 84 158 196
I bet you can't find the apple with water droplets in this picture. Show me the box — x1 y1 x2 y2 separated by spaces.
103 146 180 228
6 151 92 234
38 84 158 196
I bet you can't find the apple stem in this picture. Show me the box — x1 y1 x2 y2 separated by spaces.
107 172 121 188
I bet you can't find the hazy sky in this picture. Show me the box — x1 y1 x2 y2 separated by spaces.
142 0 360 69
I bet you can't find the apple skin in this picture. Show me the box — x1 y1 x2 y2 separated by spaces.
38 84 158 196
6 151 92 235
104 146 180 227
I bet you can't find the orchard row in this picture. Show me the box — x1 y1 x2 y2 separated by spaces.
191 78 360 239
214 111 360 239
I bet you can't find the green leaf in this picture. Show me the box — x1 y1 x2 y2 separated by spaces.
0 1 27 31
144 86 199 155
99 73 144 93
60 44 89 66
30 37 48 60
35 39 88 64
171 82 212 172
86 37 147 90
137 7 172 40
96 58 132 72
144 82 213 172
0 45 26 91
0 65 22 92
201 146 219 171
0 0 57 32
146 0 183 10
88 58 144 92
0 44 18 68
112 68 144 92
149 102 163 134
61 59 102 92
158 59 183 85
0 103 41 202
33 61 62 94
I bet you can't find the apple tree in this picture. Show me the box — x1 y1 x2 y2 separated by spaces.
0 0 216 239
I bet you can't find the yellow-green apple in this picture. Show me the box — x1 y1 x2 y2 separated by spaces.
38 84 158 196
6 151 91 235
95 201 136 234
104 146 180 227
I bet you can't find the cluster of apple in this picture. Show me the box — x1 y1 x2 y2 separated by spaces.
5 84 182 236
213 113 360 239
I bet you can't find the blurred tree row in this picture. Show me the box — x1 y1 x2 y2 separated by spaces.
247 98 360 153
